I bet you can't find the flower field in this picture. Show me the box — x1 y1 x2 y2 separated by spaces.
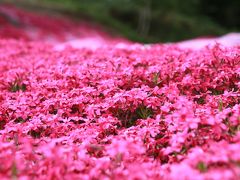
0 5 240 180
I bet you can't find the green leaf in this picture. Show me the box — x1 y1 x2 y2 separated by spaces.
136 105 153 119
152 72 161 86
197 162 208 173
218 98 223 111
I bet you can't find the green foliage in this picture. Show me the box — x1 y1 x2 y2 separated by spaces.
152 72 161 86
218 98 223 111
197 161 208 173
14 117 25 123
28 129 41 138
2 0 239 42
113 105 153 128
9 78 26 92
136 105 153 119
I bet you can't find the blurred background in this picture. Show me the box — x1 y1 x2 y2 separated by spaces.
0 0 239 43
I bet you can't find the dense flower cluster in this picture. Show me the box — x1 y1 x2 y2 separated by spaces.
0 5 240 180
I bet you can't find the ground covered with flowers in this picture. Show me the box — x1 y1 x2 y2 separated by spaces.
0 5 240 180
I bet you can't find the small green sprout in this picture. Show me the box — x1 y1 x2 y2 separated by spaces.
197 162 208 173
136 105 153 119
113 105 154 128
9 77 26 92
152 72 162 86
218 98 223 111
